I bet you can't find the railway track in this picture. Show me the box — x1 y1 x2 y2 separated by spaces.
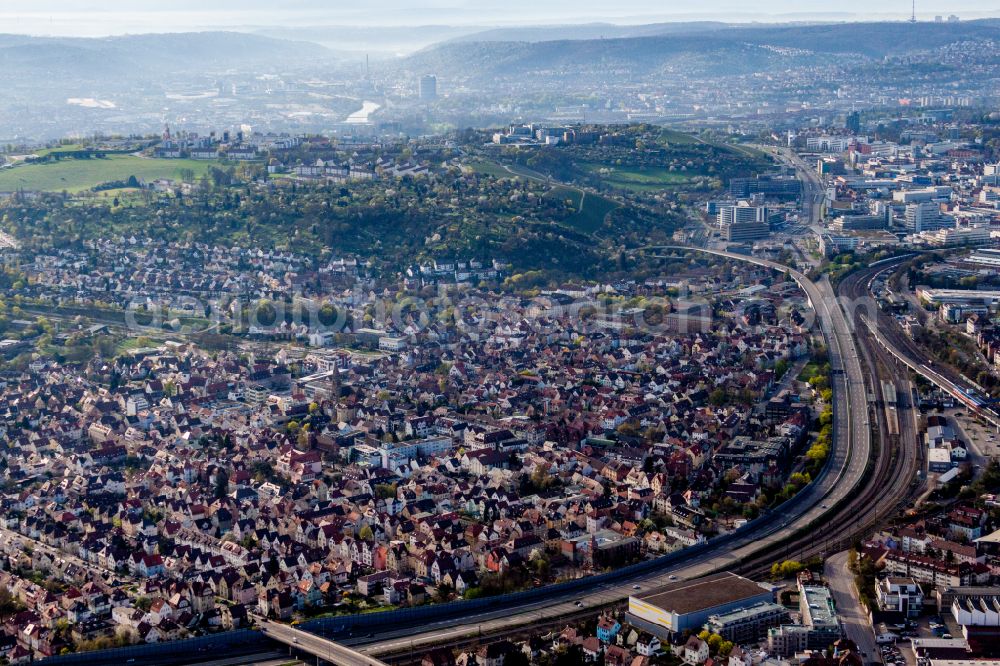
338 249 918 662
737 262 924 576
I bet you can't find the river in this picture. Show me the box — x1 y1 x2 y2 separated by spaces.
344 101 381 124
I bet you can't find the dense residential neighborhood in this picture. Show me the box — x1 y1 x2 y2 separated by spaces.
0 244 827 660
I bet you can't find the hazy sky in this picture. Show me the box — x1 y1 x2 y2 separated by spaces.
0 1 995 36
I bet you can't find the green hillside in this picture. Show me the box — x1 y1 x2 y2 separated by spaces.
0 155 219 193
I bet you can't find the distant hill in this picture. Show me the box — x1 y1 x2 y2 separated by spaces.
0 32 332 81
444 21 730 44
402 20 1000 81
256 25 488 55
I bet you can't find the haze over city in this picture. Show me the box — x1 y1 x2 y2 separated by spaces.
0 0 996 36
1 3 1000 666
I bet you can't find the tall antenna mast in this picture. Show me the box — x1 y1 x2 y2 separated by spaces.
910 0 917 23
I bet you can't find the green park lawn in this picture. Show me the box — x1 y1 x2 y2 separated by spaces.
0 155 220 193
584 164 693 192
546 185 620 233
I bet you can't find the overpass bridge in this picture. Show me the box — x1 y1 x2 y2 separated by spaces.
259 619 388 666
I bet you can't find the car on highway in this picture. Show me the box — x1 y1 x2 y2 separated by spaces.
668 574 678 580
292 638 299 644
574 601 584 607
632 584 641 589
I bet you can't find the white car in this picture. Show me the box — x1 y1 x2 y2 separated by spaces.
668 575 678 581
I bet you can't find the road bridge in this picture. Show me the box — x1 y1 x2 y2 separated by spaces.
259 620 388 666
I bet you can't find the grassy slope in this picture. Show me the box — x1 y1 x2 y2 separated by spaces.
0 155 220 193
474 159 623 234
582 163 692 192
545 185 620 233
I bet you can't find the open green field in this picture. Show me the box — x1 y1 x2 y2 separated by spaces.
468 159 551 183
34 144 86 157
472 158 621 233
659 129 700 145
583 164 692 192
0 155 221 193
547 185 583 208
467 160 513 179
546 185 620 233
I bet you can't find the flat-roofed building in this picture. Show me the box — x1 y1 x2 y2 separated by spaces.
916 287 1000 309
768 581 843 657
877 577 924 617
929 447 956 473
705 601 789 643
965 248 1000 268
627 572 773 634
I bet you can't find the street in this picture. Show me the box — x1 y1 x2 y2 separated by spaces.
825 551 879 664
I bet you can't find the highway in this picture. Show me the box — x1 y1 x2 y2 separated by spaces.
764 145 826 233
836 260 926 538
258 619 388 666
336 246 875 661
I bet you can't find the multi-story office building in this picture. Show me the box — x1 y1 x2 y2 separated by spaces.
905 202 953 233
717 203 771 226
725 222 771 242
728 175 801 199
419 75 438 101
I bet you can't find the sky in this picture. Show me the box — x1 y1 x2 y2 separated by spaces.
0 1 995 36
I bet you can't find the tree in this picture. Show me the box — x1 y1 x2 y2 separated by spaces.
214 470 229 499
434 583 453 603
553 645 585 666
375 483 398 500
358 525 374 541
0 586 23 617
770 559 804 579
709 388 727 406
504 651 530 666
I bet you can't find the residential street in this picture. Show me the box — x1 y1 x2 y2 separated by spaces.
825 551 880 664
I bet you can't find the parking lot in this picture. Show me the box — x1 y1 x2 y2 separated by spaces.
888 612 966 666
947 408 997 465
881 640 907 666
